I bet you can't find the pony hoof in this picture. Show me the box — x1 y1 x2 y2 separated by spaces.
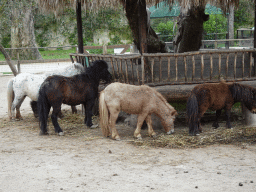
152 134 157 139
58 132 64 136
113 136 121 141
137 136 142 140
89 124 98 129
167 130 174 135
39 131 49 136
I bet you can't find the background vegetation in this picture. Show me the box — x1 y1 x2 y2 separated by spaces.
0 0 254 61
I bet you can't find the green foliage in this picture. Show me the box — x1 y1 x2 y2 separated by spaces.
156 20 174 41
234 0 254 31
1 34 11 48
203 14 227 40
39 47 76 59
82 8 132 44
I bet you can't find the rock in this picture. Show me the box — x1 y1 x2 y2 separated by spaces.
239 182 243 186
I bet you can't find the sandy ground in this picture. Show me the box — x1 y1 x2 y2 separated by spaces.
0 75 256 192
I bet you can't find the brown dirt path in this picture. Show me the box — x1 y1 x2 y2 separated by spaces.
0 75 255 192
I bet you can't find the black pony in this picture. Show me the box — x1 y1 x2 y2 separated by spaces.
187 81 256 136
37 60 112 135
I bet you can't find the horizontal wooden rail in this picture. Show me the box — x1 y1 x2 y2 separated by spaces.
70 48 256 87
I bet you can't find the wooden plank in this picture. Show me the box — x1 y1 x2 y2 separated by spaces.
218 54 221 80
184 56 187 82
130 59 135 84
226 53 229 79
141 56 145 84
119 60 125 82
210 54 213 80
168 57 171 81
70 55 74 63
110 58 116 80
159 57 162 82
242 52 245 78
125 60 129 83
151 58 155 83
136 59 140 85
250 52 252 78
120 45 130 54
234 52 237 79
175 56 178 81
201 55 204 80
192 55 195 81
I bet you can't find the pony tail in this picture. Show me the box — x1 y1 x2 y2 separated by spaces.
186 92 199 135
37 86 49 134
7 79 14 120
99 91 110 137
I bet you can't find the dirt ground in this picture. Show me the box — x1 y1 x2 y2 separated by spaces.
0 75 256 192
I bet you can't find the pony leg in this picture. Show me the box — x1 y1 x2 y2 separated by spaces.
145 115 156 138
196 107 208 134
134 114 148 139
225 109 232 128
30 101 38 118
51 106 64 135
11 96 26 121
212 109 222 128
39 103 51 135
84 100 97 128
109 111 120 140
71 105 77 114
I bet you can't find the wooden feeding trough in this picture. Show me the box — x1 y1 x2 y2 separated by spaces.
70 48 256 102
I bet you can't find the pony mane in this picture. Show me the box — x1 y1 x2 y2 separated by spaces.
229 83 256 108
151 87 175 112
86 60 108 79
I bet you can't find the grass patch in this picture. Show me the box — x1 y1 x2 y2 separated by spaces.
40 47 77 59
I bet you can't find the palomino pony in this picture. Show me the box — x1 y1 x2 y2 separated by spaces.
99 82 177 140
7 63 85 120
187 81 256 136
38 60 112 136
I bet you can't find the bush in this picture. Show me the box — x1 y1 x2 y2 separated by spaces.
203 14 227 40
156 21 174 42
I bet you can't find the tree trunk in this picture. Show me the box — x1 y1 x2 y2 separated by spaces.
121 0 167 53
76 1 84 54
0 44 18 76
228 4 234 46
173 6 209 53
11 1 42 60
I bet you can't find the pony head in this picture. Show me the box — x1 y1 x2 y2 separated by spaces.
153 90 177 134
244 89 256 114
160 104 177 134
231 83 256 114
87 60 112 83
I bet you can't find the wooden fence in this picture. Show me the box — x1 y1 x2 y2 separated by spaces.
70 48 256 86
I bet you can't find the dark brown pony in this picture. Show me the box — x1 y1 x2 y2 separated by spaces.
37 60 112 136
187 81 256 136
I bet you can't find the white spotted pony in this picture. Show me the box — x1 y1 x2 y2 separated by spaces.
7 63 85 120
